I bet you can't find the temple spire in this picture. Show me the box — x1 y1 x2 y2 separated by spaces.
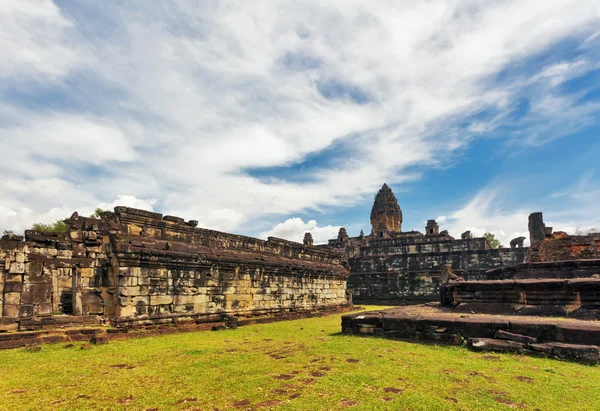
370 183 402 236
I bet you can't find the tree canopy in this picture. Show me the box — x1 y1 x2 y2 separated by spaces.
483 232 503 248
90 208 107 218
32 220 68 233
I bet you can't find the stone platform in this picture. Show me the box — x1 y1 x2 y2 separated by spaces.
0 305 355 350
342 305 600 364
441 278 600 319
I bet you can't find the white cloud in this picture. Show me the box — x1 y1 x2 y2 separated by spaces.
0 0 85 81
441 174 600 247
260 217 340 245
0 1 599 235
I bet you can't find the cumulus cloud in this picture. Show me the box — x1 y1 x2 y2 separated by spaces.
1 1 599 235
260 218 340 245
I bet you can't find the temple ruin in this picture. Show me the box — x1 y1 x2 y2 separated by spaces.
0 207 350 347
324 183 527 304
343 211 600 364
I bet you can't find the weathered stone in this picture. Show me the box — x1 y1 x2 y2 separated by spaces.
468 338 525 354
494 330 537 344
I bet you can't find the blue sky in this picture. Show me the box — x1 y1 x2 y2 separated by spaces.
1 1 599 246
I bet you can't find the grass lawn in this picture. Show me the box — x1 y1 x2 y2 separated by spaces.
1 306 598 410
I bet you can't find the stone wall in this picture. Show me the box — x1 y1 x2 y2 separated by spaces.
347 234 527 303
0 207 350 327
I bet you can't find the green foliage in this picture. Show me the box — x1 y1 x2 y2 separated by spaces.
467 232 474 239
0 306 597 410
90 208 107 218
483 232 503 248
32 220 68 233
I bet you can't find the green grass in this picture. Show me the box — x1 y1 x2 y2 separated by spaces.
1 306 598 410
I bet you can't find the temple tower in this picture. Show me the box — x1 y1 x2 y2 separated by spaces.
426 219 439 235
370 183 402 237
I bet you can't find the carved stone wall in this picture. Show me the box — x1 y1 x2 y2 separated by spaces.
0 207 350 326
347 234 527 303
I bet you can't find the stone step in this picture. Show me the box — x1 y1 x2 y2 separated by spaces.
494 330 537 344
468 338 600 365
468 338 525 354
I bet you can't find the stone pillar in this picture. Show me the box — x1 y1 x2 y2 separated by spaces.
528 212 546 246
72 267 82 316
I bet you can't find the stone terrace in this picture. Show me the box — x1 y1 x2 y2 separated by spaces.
0 207 351 346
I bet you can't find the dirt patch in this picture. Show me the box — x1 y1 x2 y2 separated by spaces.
382 396 393 402
111 364 135 370
76 394 92 400
346 358 360 363
64 344 74 348
256 399 282 408
339 398 359 407
310 371 327 377
81 344 92 350
10 389 27 394
383 387 403 394
494 397 526 408
271 388 288 395
174 397 198 405
515 376 534 383
273 374 295 380
445 397 458 403
467 371 494 382
298 378 317 384
232 399 252 408
482 355 501 360
289 393 301 400
117 395 134 405
319 366 332 371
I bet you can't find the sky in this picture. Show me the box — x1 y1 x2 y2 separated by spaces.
1 0 599 247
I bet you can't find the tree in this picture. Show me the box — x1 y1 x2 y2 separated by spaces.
483 232 503 249
32 220 68 233
90 208 107 218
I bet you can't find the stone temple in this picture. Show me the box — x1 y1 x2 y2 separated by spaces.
0 207 350 347
342 185 600 364
323 183 527 304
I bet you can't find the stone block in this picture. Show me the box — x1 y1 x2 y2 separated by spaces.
468 338 525 354
494 330 537 344
21 283 52 305
120 286 142 297
3 304 19 318
4 292 21 305
35 303 53 316
15 252 25 263
8 262 25 274
150 295 173 305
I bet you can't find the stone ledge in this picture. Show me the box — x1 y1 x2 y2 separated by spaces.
341 304 600 364
0 305 356 350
